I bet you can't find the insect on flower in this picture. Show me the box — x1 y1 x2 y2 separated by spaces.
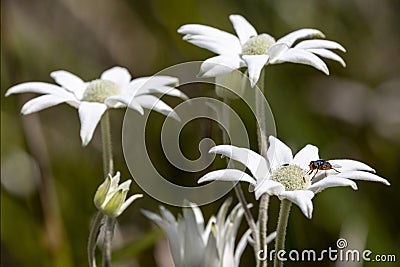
308 159 341 179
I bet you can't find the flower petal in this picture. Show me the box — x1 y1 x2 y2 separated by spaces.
182 34 241 55
307 48 346 67
328 159 375 173
274 48 329 75
209 145 269 180
135 95 180 120
229 14 258 44
78 102 107 146
242 55 269 87
308 176 357 193
21 94 78 115
178 24 240 48
276 29 325 47
255 179 285 199
6 82 73 98
293 144 319 170
105 94 144 114
331 171 390 186
234 229 251 265
101 66 131 88
295 39 346 52
138 85 188 100
198 55 243 78
279 190 314 219
126 76 179 93
198 169 256 184
50 70 86 99
267 42 290 62
117 194 143 217
267 136 294 170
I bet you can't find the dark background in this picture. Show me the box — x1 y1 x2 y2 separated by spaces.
1 0 399 266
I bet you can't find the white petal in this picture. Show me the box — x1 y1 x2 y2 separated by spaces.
50 70 86 99
277 29 325 47
6 82 73 98
267 42 290 62
209 145 269 180
125 76 179 93
21 94 78 115
308 177 357 193
328 159 375 173
267 136 294 170
117 194 143 216
279 190 314 219
138 85 188 100
255 179 285 199
295 39 346 52
101 66 131 88
198 55 243 78
242 55 269 87
182 34 241 55
178 24 240 47
274 48 329 75
293 144 319 170
307 48 346 67
135 95 180 120
198 169 256 184
234 229 251 265
229 14 258 44
331 171 390 186
78 102 107 146
105 94 144 114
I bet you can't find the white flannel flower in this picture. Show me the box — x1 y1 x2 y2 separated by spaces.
94 172 143 218
178 14 346 87
199 136 390 219
142 199 253 267
6 66 187 146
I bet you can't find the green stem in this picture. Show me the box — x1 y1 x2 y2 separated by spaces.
221 97 260 265
101 111 114 177
103 216 116 267
273 199 292 267
255 69 267 158
100 111 116 267
88 111 116 267
254 69 270 267
258 194 270 267
88 211 103 267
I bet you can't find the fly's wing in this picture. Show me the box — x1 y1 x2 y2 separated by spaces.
330 162 342 168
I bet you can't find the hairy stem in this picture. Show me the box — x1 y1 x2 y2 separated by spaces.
101 111 114 176
254 69 270 267
102 216 116 267
273 199 292 267
259 194 270 267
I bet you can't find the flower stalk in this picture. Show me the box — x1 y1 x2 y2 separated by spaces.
274 199 292 267
255 68 270 267
100 111 116 267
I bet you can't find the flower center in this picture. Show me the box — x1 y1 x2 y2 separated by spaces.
82 79 120 103
242 34 276 55
270 165 311 191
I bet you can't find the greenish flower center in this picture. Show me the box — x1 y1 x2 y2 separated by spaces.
242 34 276 55
82 79 120 103
270 165 311 191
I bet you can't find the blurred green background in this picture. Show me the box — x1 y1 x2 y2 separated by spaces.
1 0 399 266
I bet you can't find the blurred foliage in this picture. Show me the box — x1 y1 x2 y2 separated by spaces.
1 0 399 266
